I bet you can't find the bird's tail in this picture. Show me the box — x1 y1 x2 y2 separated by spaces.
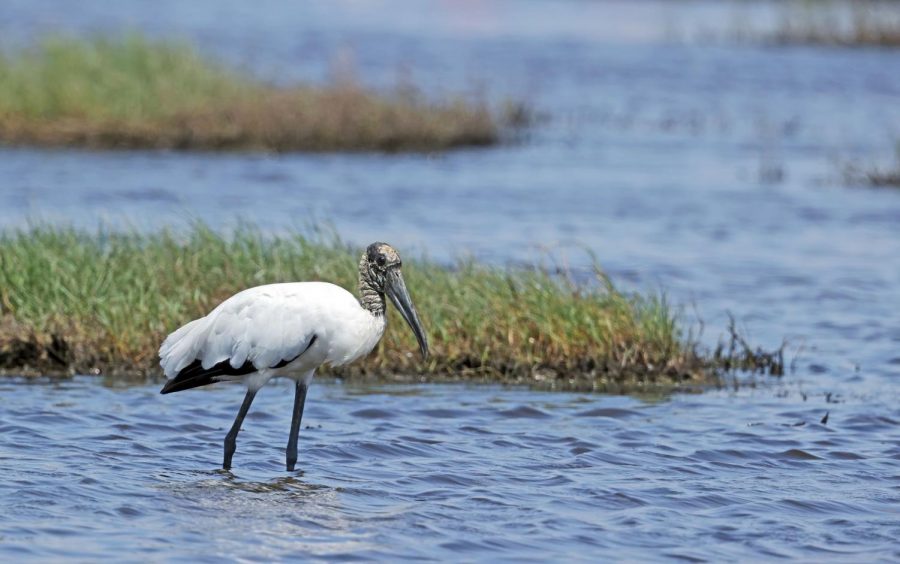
159 317 218 394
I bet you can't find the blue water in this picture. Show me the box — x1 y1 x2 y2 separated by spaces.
2 377 898 561
1 0 899 560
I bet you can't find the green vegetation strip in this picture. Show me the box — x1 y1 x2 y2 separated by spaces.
0 35 507 152
0 226 781 391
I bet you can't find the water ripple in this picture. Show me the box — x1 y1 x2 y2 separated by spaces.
2 379 898 561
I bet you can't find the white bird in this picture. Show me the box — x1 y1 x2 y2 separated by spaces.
159 242 428 471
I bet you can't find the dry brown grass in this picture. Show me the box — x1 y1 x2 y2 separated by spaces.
0 35 505 152
0 88 499 152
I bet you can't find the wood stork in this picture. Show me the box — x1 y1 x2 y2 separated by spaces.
159 242 428 471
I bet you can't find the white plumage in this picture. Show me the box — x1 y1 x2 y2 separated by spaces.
159 282 385 390
159 242 428 471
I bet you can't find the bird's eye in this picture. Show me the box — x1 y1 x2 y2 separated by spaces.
376 255 387 267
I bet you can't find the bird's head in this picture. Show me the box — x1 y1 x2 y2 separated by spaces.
364 242 429 360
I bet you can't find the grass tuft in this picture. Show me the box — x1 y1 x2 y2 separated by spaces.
843 143 900 188
0 225 781 391
0 34 511 152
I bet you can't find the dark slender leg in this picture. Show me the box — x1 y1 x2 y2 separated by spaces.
286 381 309 471
223 389 258 470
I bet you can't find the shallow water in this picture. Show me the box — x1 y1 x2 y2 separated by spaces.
1 377 898 561
1 0 899 560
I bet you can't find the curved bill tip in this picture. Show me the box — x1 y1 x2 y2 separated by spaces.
385 268 429 360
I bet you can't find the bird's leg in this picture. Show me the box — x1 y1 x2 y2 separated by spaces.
223 388 258 470
286 380 309 471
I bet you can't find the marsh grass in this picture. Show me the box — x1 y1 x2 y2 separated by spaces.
863 168 900 187
847 163 900 188
0 225 778 390
0 35 505 152
772 0 900 48
843 144 900 188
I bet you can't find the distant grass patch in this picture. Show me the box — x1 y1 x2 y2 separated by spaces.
0 225 781 391
864 169 900 187
771 0 900 48
846 164 900 188
843 144 900 188
0 35 513 152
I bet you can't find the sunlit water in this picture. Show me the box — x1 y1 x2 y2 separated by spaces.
0 0 899 560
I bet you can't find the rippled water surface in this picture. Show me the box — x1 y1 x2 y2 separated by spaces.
1 0 899 560
2 377 898 561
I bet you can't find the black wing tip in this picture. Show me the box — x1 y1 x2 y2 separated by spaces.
159 376 208 394
160 337 319 395
159 357 259 394
158 359 227 394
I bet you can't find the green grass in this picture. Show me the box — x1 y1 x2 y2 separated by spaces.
0 225 776 391
0 34 508 152
0 35 247 121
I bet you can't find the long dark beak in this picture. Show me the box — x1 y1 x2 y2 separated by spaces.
385 268 429 359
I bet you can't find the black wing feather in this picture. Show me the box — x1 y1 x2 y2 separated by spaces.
159 335 318 394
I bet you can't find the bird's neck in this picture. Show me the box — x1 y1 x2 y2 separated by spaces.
358 254 385 316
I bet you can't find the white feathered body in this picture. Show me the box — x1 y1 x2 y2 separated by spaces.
159 282 385 390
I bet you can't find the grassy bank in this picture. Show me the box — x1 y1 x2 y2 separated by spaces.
0 35 508 152
0 226 781 391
